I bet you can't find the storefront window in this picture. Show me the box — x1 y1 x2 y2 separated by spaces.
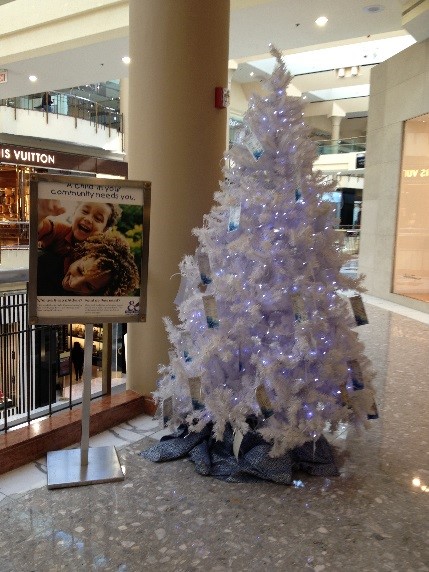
393 113 429 302
0 165 30 248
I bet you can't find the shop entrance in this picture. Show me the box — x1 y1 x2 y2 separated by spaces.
56 323 126 401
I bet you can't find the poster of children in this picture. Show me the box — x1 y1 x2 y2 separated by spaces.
28 174 150 324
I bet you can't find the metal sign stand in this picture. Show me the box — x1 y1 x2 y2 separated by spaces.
47 324 124 489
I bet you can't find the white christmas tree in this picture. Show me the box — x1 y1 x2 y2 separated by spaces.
156 47 376 457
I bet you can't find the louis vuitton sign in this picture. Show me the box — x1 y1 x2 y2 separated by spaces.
0 143 127 177
1 146 55 165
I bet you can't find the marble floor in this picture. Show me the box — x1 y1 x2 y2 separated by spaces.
0 296 428 572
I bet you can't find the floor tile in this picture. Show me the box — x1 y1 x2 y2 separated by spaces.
0 460 47 496
116 414 161 434
0 296 428 571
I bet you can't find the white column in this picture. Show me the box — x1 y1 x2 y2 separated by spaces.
126 0 230 397
119 77 129 158
331 115 342 152
331 115 342 141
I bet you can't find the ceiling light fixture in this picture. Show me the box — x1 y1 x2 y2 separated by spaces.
363 4 384 13
315 16 328 27
28 75 38 82
122 56 131 64
336 66 361 78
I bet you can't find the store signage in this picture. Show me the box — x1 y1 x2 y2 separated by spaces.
1 146 55 165
0 70 7 84
403 168 429 178
355 153 365 169
0 143 127 176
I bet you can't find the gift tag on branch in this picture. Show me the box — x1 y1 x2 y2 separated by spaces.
349 294 369 326
202 295 219 328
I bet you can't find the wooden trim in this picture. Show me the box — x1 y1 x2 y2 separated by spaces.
0 390 152 476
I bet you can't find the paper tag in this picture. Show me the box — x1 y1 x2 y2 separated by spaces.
179 332 191 363
163 396 173 427
256 384 273 417
202 295 219 328
339 382 349 406
189 376 203 410
233 427 244 459
243 132 264 160
168 350 176 363
291 293 307 322
174 274 187 307
228 205 241 232
347 359 364 390
349 295 368 326
197 253 212 286
367 399 379 419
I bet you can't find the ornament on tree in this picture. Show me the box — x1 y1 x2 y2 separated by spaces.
149 46 377 469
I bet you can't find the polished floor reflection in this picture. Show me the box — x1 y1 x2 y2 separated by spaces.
0 296 428 571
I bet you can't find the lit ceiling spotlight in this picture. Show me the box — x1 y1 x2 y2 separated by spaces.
122 56 131 64
315 16 328 27
28 75 38 82
250 71 255 77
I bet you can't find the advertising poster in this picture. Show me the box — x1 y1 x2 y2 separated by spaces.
28 174 150 324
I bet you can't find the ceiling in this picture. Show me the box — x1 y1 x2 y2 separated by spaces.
0 1 426 131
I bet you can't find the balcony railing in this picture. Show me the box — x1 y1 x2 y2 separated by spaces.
1 91 123 136
0 290 124 435
316 136 366 155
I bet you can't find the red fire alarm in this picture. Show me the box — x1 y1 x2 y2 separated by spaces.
215 87 230 109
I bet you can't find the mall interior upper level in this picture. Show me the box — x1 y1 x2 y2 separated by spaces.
1 0 429 314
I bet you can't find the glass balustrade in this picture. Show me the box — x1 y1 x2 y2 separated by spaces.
1 90 123 133
316 136 366 155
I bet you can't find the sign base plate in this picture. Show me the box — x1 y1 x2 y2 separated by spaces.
47 446 124 489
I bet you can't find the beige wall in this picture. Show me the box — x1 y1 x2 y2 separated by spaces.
0 0 127 59
359 38 429 313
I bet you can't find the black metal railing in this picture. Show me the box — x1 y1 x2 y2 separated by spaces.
0 290 114 434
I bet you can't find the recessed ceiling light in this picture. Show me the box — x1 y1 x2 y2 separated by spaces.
28 75 37 82
122 56 131 64
363 4 384 13
250 71 254 76
315 16 328 27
